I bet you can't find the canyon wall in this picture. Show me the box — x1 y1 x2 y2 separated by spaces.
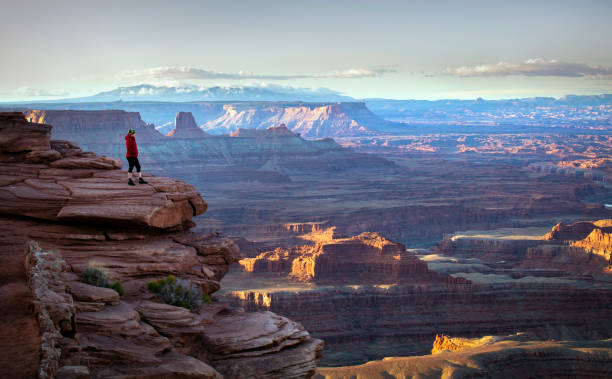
224 220 612 367
226 281 612 366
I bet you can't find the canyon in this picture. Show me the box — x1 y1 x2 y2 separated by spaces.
2 103 611 376
8 108 610 250
223 221 612 366
0 112 322 378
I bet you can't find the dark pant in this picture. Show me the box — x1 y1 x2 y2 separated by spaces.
127 156 141 173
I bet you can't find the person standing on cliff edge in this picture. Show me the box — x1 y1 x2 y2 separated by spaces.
125 129 147 186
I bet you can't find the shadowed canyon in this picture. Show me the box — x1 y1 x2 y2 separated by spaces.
1 95 611 377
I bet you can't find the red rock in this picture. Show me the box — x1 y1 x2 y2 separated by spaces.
67 281 119 304
167 111 210 138
0 111 330 378
544 221 597 241
316 336 612 378
24 149 62 163
572 227 612 259
0 112 52 153
239 231 461 284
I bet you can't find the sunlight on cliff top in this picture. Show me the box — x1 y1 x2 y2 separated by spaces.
450 227 552 241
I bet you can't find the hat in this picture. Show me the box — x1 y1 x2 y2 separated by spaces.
128 129 135 134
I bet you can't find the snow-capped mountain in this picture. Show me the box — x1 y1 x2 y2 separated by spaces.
64 84 354 102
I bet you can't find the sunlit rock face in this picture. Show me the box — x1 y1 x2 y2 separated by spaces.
239 230 466 285
202 102 403 137
316 333 612 378
0 112 323 379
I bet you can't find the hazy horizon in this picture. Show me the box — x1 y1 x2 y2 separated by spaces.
1 0 611 101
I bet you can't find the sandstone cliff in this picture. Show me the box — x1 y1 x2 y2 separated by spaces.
0 112 323 378
239 231 466 284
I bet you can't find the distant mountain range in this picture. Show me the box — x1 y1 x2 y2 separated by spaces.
61 84 354 103
1 85 610 137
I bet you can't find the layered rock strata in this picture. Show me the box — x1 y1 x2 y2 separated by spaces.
0 112 323 378
226 281 612 366
435 220 612 278
226 222 612 366
239 231 467 284
25 109 163 143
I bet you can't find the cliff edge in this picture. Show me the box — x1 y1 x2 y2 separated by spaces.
0 112 323 378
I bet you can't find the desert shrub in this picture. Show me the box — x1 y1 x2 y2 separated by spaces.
109 281 125 297
81 266 110 288
202 293 212 305
81 266 124 297
147 275 205 310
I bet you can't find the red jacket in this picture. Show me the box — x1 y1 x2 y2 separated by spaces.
125 134 138 157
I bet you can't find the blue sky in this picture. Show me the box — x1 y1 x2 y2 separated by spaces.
1 0 611 101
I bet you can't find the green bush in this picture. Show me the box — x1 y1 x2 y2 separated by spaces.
81 266 124 297
81 266 110 288
109 281 125 297
202 293 212 304
147 275 206 310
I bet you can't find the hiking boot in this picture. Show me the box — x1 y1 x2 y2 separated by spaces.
138 177 148 184
128 178 135 186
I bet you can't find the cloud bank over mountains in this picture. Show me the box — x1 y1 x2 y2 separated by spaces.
447 58 612 78
120 66 396 81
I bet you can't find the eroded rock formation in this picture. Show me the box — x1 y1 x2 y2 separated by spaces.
167 111 210 139
0 112 323 378
239 230 465 284
225 222 612 366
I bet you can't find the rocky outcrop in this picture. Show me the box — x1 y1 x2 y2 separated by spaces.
167 111 210 138
316 335 612 378
544 220 598 241
25 241 75 378
573 226 612 260
431 332 534 354
0 112 323 378
0 112 53 154
240 231 464 284
0 115 205 229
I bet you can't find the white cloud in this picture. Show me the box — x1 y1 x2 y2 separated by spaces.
14 86 69 97
120 65 396 81
446 58 612 78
